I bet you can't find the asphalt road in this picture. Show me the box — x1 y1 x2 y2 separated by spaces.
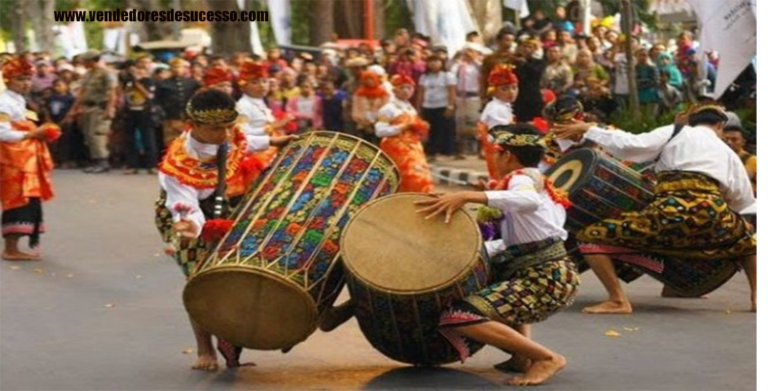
0 170 756 391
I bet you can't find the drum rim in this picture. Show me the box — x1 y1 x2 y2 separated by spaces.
183 265 319 350
340 192 483 294
545 148 600 191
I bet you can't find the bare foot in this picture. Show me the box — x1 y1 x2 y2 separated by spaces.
2 251 40 261
493 355 532 373
217 339 256 368
583 300 632 314
508 354 567 386
661 285 708 299
191 353 219 371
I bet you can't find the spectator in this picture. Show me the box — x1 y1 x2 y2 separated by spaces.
155 58 201 147
635 48 660 114
417 54 457 160
723 124 756 195
541 45 573 97
480 28 517 102
318 78 348 132
118 61 158 175
286 76 322 132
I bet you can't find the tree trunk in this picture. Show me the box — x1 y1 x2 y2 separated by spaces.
309 0 334 46
334 0 364 39
36 0 57 53
129 0 173 40
621 0 640 120
206 0 252 56
373 0 385 40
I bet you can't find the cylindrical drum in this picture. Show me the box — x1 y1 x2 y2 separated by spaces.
546 148 656 231
341 193 490 366
184 131 400 350
548 148 738 297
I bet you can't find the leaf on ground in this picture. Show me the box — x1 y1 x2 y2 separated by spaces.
9 266 21 270
33 268 44 274
604 329 621 337
104 303 116 308
182 348 194 355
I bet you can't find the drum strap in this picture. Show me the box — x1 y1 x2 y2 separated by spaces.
213 143 229 219
652 123 685 166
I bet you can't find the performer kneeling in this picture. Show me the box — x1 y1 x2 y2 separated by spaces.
155 89 296 370
416 124 579 386
552 105 757 313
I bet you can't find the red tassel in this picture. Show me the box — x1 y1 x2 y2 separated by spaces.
410 119 429 138
531 117 549 134
239 155 264 177
274 109 299 134
201 219 234 242
40 123 62 142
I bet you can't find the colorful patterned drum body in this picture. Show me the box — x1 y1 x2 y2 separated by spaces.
184 132 400 350
341 193 490 366
549 148 738 297
546 148 656 231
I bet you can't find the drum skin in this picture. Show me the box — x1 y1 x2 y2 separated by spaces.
341 193 489 366
184 131 400 350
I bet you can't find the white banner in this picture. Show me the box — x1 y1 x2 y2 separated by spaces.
267 0 291 46
503 0 529 18
687 0 756 98
411 0 477 56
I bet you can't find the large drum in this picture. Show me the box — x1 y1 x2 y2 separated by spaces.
546 148 656 231
184 132 400 350
548 148 738 297
341 193 490 366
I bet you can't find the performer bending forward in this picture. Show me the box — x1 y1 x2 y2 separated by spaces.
155 89 295 370
416 124 579 386
552 105 757 313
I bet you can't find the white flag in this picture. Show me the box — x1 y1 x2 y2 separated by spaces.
412 0 477 57
267 0 291 45
503 0 529 18
687 0 756 98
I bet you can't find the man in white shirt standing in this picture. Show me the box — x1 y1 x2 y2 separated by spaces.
553 105 757 314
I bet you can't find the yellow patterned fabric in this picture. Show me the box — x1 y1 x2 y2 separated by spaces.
577 171 756 260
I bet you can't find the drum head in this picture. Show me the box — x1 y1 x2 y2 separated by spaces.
341 193 482 293
546 148 599 192
184 268 317 350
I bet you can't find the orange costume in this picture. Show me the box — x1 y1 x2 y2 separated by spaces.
374 75 433 193
0 58 57 249
478 65 518 180
235 60 282 188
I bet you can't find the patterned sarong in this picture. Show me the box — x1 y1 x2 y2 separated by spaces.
576 171 756 261
439 238 580 361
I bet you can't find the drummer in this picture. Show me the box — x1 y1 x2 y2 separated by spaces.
416 124 579 386
155 88 296 370
552 104 756 314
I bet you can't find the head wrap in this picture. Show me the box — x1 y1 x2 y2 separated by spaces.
487 64 518 87
1 57 34 83
391 73 416 87
202 66 233 87
543 96 584 123
238 60 268 85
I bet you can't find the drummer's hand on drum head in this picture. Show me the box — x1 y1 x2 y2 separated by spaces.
415 192 475 224
173 218 200 239
269 134 300 148
551 120 593 141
